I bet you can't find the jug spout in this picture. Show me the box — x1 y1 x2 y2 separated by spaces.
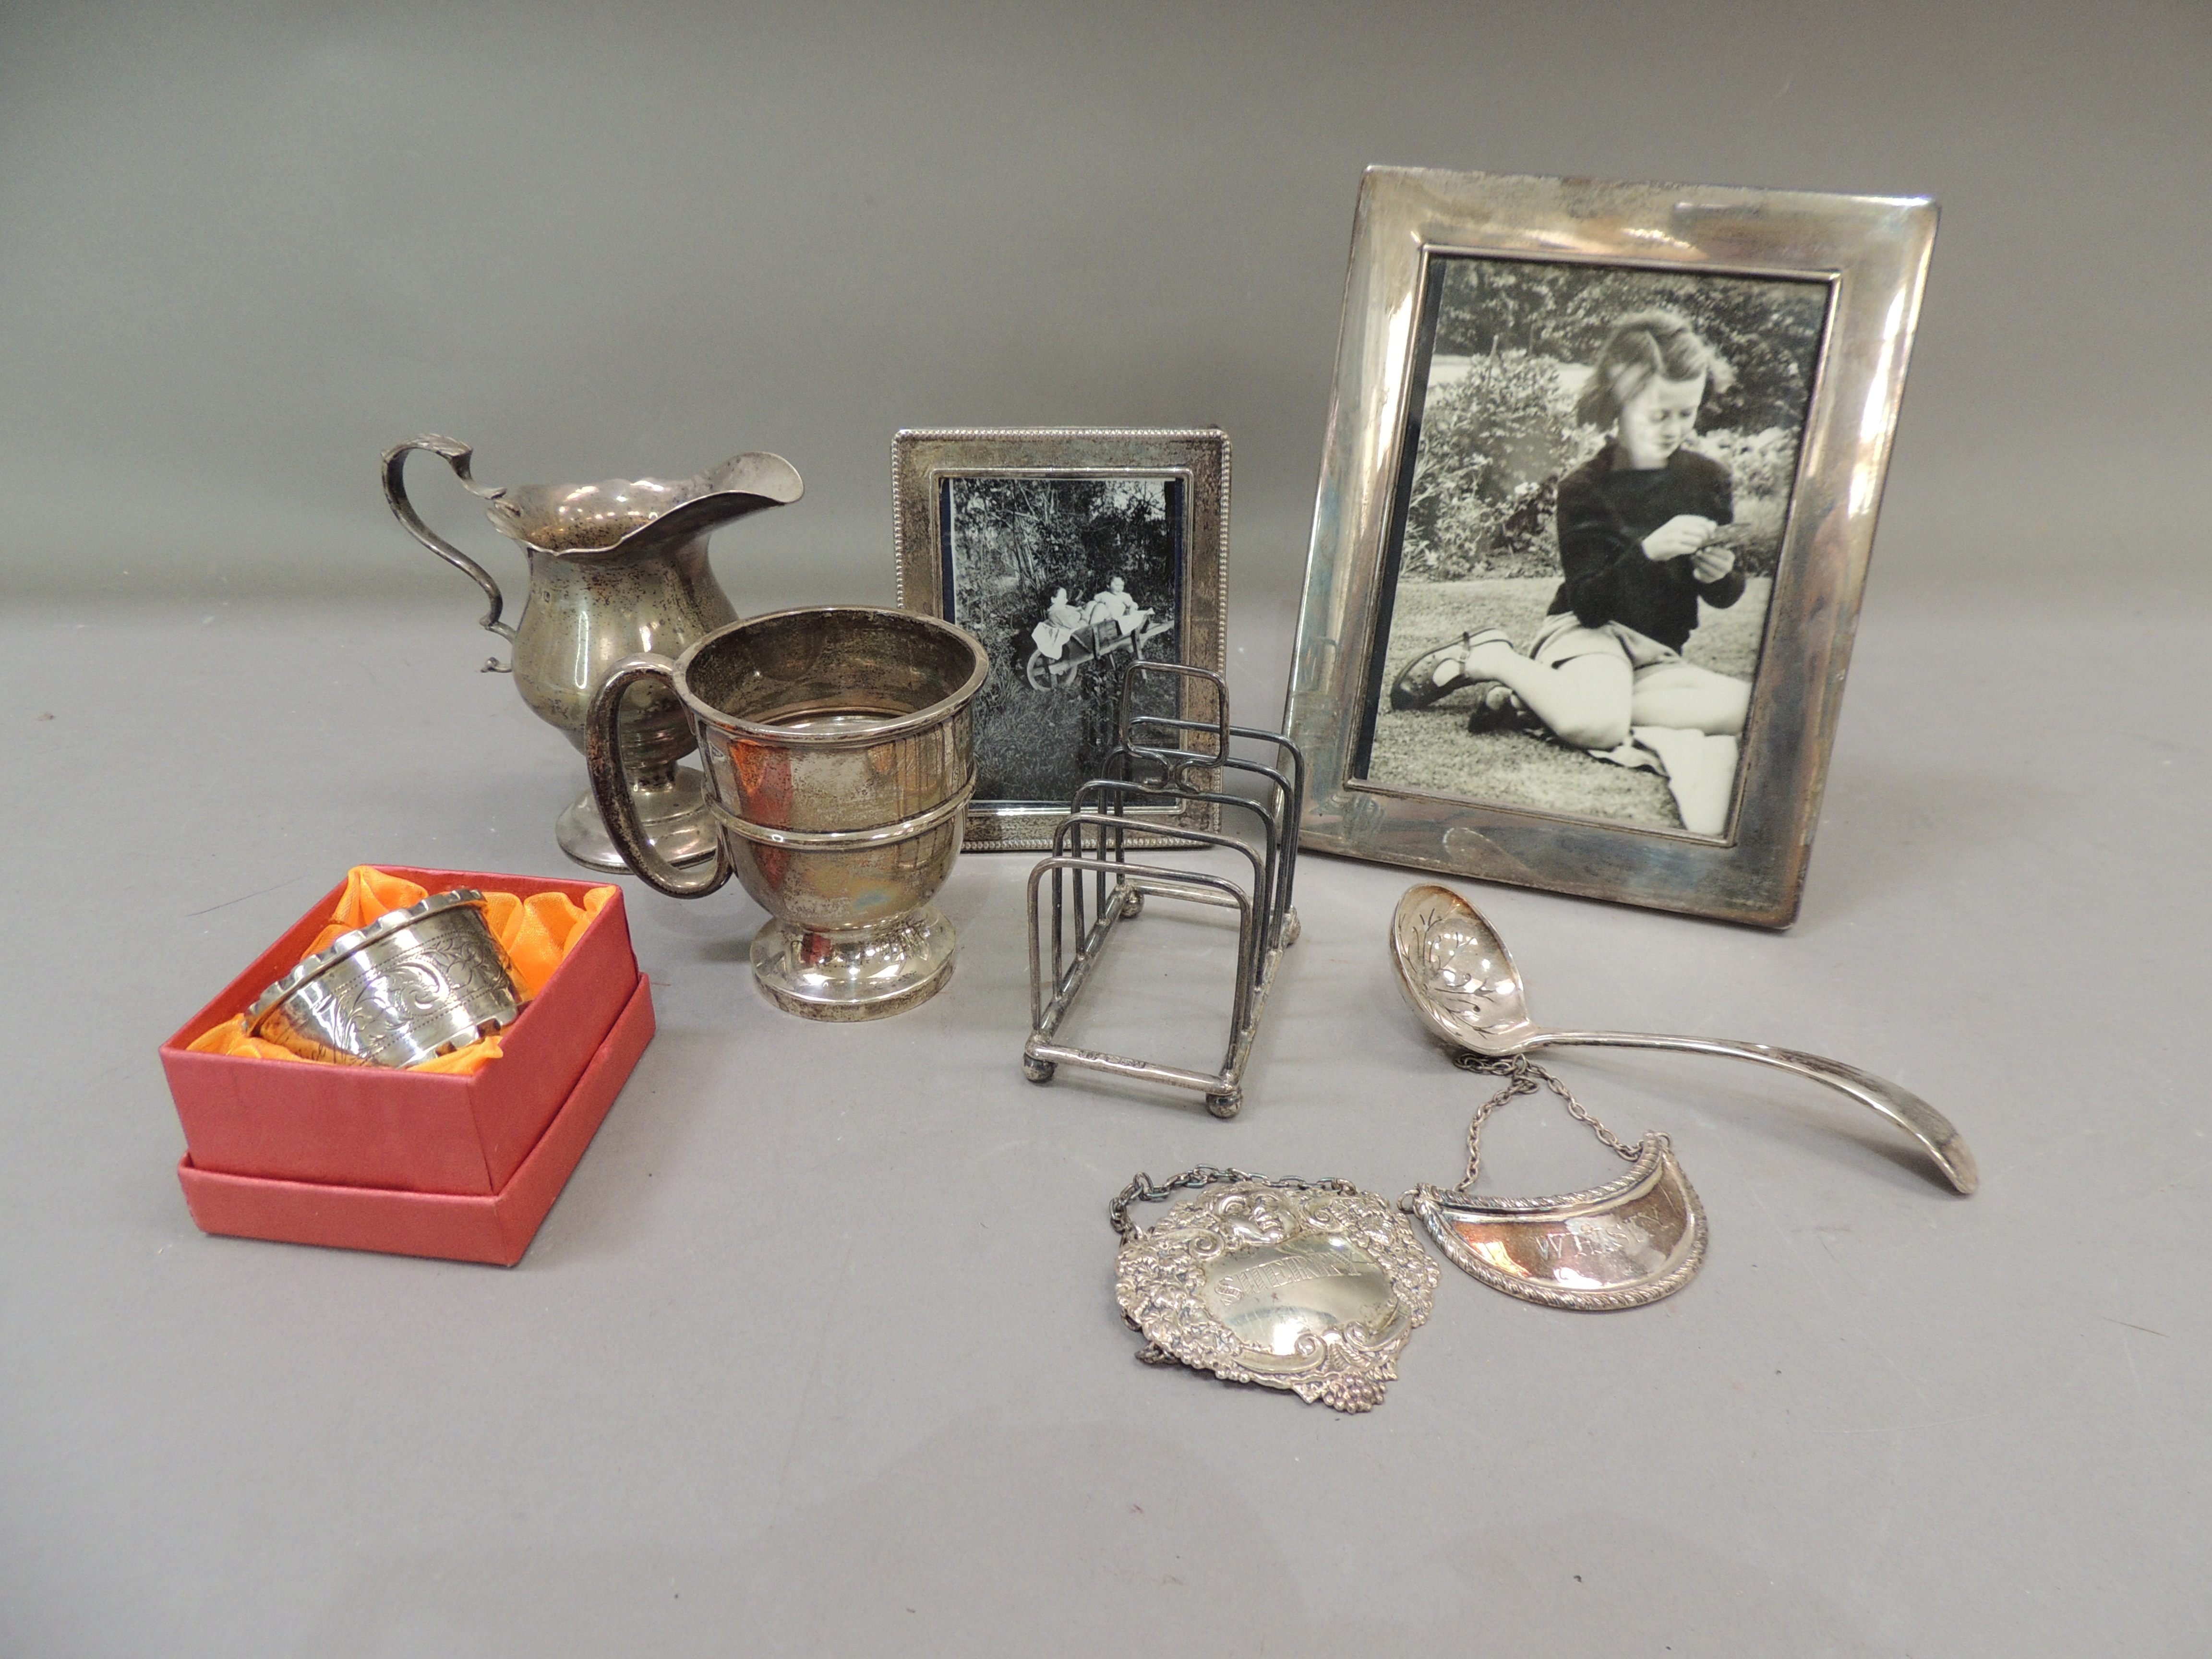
486 451 803 558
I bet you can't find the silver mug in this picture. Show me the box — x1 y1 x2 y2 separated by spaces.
586 606 989 1020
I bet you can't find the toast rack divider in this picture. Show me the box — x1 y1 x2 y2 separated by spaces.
1022 663 1304 1118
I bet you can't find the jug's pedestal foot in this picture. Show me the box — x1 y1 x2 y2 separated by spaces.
556 769 720 874
750 907 958 1021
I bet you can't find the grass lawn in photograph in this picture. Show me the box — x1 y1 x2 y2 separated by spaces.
1362 575 1771 829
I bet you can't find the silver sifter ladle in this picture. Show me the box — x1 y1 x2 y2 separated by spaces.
1389 885 1977 1195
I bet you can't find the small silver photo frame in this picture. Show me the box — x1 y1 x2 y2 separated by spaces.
1284 168 1936 926
895 428 1229 851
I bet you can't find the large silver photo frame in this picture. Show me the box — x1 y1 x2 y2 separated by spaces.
1284 168 1935 927
895 428 1228 851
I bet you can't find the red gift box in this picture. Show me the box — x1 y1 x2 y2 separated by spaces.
161 866 655 1266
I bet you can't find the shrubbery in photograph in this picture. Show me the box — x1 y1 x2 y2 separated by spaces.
1400 261 1827 583
944 476 1181 804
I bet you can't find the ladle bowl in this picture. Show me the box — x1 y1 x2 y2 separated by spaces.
1388 884 1977 1195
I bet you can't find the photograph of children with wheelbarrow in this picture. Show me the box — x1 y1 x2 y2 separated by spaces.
1356 258 1828 837
1027 575 1173 691
941 474 1182 807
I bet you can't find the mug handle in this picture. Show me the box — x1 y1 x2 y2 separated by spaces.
381 434 518 673
587 655 731 898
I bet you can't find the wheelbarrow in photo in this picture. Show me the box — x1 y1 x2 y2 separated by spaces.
1025 611 1177 692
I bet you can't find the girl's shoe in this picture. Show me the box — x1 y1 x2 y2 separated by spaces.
1388 627 1514 710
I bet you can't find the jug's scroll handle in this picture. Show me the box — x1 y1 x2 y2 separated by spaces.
381 435 519 673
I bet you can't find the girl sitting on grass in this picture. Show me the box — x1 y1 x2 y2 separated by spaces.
1409 309 1752 832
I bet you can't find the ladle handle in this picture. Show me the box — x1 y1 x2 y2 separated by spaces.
1526 1030 1978 1196
381 435 517 672
586 655 731 900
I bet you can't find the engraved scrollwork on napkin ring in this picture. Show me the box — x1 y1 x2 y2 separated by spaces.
244 890 527 1068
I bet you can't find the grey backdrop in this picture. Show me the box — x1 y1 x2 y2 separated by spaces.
4 3 2208 1656
5 0 2206 619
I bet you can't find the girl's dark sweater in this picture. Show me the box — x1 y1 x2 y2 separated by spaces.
1548 439 1743 651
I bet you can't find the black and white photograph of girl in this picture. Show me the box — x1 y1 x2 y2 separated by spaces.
939 474 1183 807
1354 257 1829 836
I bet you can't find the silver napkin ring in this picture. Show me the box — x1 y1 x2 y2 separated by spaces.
244 890 527 1068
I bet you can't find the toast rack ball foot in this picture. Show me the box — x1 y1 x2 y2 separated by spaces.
749 904 958 1022
1121 891 1145 920
1281 908 1301 947
555 769 720 874
1206 1093 1240 1119
1022 1055 1057 1084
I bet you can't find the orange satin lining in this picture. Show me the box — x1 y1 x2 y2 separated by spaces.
187 867 617 1074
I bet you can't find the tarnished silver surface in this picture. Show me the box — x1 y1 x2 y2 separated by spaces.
1023 665 1303 1117
244 890 524 1068
1406 1135 1707 1311
1389 883 1979 1194
1111 1170 1438 1414
1283 169 1938 926
748 904 958 1021
584 606 988 1020
1403 1046 1706 1310
381 436 802 873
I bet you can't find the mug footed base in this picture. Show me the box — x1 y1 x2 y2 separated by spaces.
751 905 958 1021
555 768 720 874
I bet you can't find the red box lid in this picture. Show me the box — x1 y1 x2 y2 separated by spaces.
178 972 656 1265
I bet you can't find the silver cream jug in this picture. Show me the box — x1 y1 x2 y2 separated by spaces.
383 436 803 872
